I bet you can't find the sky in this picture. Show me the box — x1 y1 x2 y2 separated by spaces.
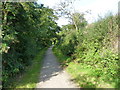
37 0 119 26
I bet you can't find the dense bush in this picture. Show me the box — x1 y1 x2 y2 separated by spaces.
58 30 78 56
2 2 58 87
54 15 119 88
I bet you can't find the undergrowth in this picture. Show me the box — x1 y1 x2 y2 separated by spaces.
5 48 47 89
53 15 119 88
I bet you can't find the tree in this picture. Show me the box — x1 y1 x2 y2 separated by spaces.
2 2 59 87
71 12 87 30
54 0 87 30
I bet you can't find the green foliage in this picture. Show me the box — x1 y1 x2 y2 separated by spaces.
12 48 47 88
71 12 87 30
58 30 78 56
54 14 119 88
2 2 59 87
53 46 70 67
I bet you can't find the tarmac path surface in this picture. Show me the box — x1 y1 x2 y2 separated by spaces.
36 46 78 88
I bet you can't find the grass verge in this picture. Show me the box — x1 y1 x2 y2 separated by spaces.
11 48 47 88
52 46 70 67
53 46 115 88
66 62 114 88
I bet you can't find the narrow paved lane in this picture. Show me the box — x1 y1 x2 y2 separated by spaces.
36 46 78 88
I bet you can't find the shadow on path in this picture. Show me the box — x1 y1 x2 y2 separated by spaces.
36 46 78 88
39 46 62 82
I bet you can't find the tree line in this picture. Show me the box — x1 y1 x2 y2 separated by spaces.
1 2 59 87
53 0 119 88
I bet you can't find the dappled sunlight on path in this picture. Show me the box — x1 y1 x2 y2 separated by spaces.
36 46 78 88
